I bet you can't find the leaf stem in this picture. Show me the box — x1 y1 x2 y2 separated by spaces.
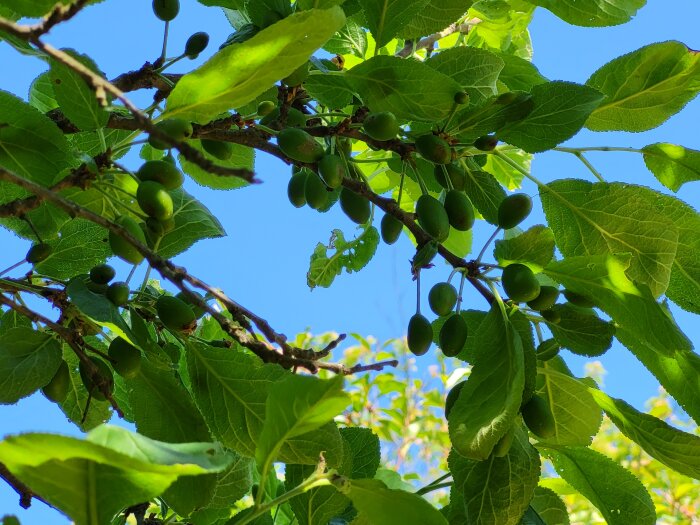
160 20 170 63
475 228 501 266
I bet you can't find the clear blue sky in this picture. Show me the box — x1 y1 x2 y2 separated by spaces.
1 1 699 522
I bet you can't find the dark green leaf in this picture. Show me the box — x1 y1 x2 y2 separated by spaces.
499 81 604 153
179 139 254 190
0 327 61 404
462 168 507 225
541 445 655 525
526 0 646 27
548 304 615 357
494 225 554 272
357 0 429 47
586 41 700 131
530 486 569 525
427 46 504 103
339 427 380 479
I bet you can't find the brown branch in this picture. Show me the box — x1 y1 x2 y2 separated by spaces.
316 359 400 376
0 461 45 509
20 0 91 39
111 64 181 94
396 19 480 58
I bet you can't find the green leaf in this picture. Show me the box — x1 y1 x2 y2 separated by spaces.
400 0 474 38
165 7 346 123
545 254 700 422
530 486 570 525
207 455 255 508
157 188 226 258
49 50 109 132
494 225 554 271
125 358 211 443
642 143 700 192
536 365 602 446
0 0 74 17
427 47 504 103
586 41 700 132
304 73 355 109
448 429 540 525
496 53 548 93
339 427 380 479
186 340 285 457
336 478 448 525
68 128 133 158
357 0 429 48
345 56 463 122
35 219 111 280
0 424 233 525
547 303 615 357
0 327 61 404
525 0 646 27
448 303 524 460
0 89 74 185
246 0 293 27
29 71 59 113
307 226 380 289
499 81 604 153
324 16 368 58
256 375 349 470
286 463 350 525
462 168 506 225
519 507 546 525
540 180 679 298
178 139 254 190
541 445 655 525
450 93 535 141
57 347 112 431
483 148 530 190
590 390 700 480
654 193 700 313
442 224 473 259
0 309 32 333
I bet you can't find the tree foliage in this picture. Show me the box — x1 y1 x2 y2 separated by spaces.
0 0 699 524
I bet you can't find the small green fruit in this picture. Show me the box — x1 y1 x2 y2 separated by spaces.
407 313 433 356
339 187 370 224
110 216 147 264
454 91 470 105
541 308 561 324
492 426 515 457
152 0 179 21
137 160 184 190
149 118 193 150
277 128 324 163
445 381 466 419
380 214 403 245
522 394 556 439
527 286 559 311
317 155 345 189
108 338 141 379
184 31 209 58
474 135 498 151
444 190 475 231
257 100 276 117
416 194 450 242
89 264 115 285
502 264 540 303
497 193 532 230
428 282 458 317
363 112 399 141
79 356 113 401
415 134 452 165
176 291 207 319
563 290 595 308
137 181 174 221
201 139 234 160
536 339 560 361
42 360 70 403
106 282 130 307
304 173 329 211
156 295 197 332
439 314 468 357
434 163 466 191
260 107 306 128
26 243 52 264
288 170 309 208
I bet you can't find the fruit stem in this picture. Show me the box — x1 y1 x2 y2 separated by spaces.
157 53 185 72
416 272 422 314
440 102 459 133
397 163 406 206
416 481 452 496
456 270 466 314
534 321 545 345
475 227 501 266
125 264 139 285
255 124 278 136
159 20 170 63
440 165 454 191
407 160 429 196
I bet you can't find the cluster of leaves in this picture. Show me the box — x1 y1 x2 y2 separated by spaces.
0 0 699 524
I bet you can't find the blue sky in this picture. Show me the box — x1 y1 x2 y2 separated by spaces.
1 1 699 522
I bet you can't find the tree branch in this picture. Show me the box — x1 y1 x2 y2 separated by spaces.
396 19 480 58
